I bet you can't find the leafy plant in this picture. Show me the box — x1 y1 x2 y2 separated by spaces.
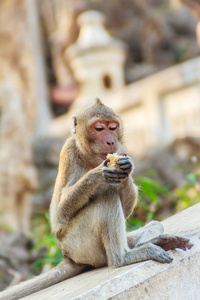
127 173 170 231
31 211 63 273
173 45 186 63
174 173 200 212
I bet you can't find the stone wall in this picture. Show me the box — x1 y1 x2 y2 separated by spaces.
51 55 200 159
0 0 49 231
105 56 200 157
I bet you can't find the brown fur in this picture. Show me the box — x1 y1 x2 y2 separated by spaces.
0 99 193 300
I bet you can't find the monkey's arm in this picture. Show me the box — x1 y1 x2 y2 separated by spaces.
55 152 129 221
58 168 101 220
51 141 101 221
120 177 138 218
117 156 138 218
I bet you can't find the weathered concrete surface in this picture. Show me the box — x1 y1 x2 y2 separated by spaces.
24 203 200 300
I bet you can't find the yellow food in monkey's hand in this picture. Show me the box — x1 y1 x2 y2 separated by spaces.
106 153 122 169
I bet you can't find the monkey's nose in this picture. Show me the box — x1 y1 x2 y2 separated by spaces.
107 141 114 145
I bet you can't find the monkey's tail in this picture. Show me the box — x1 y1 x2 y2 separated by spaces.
0 258 86 300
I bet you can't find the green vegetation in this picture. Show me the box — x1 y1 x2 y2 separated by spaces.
127 170 200 231
127 173 170 231
173 46 186 63
31 212 63 273
174 173 200 211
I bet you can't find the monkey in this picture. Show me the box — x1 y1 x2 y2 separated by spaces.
0 98 193 300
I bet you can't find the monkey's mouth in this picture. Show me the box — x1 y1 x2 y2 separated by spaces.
102 152 115 156
99 152 113 159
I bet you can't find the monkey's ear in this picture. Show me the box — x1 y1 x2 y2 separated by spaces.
72 115 77 134
95 98 103 105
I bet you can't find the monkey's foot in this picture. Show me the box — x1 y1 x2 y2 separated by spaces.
151 234 194 251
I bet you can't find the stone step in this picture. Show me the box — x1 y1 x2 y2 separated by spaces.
23 203 200 299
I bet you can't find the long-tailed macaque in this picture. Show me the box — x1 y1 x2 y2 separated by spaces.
0 98 193 300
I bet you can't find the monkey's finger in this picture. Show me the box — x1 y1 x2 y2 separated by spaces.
106 173 128 181
106 172 128 181
118 160 131 166
186 241 194 250
108 173 128 178
117 157 131 164
152 235 194 251
155 252 173 263
105 171 124 177
117 158 134 170
106 168 127 175
174 237 194 251
118 165 133 176
103 159 110 166
119 164 132 171
116 175 129 181
118 174 129 178
107 178 122 184
151 245 173 263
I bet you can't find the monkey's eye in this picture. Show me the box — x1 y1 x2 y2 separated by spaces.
95 127 104 131
109 126 117 131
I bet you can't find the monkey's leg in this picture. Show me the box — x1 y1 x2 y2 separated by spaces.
127 220 164 248
0 258 86 300
102 220 172 267
105 237 173 267
123 243 173 265
127 223 193 252
147 234 194 251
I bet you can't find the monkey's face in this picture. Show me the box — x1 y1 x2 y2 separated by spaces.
73 100 125 161
87 119 121 159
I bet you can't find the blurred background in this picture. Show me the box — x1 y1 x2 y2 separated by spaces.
1 0 200 290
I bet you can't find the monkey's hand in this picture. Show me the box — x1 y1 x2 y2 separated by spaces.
150 234 194 251
116 155 134 176
101 160 129 184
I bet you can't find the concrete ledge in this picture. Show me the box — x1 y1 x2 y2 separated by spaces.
24 203 200 300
